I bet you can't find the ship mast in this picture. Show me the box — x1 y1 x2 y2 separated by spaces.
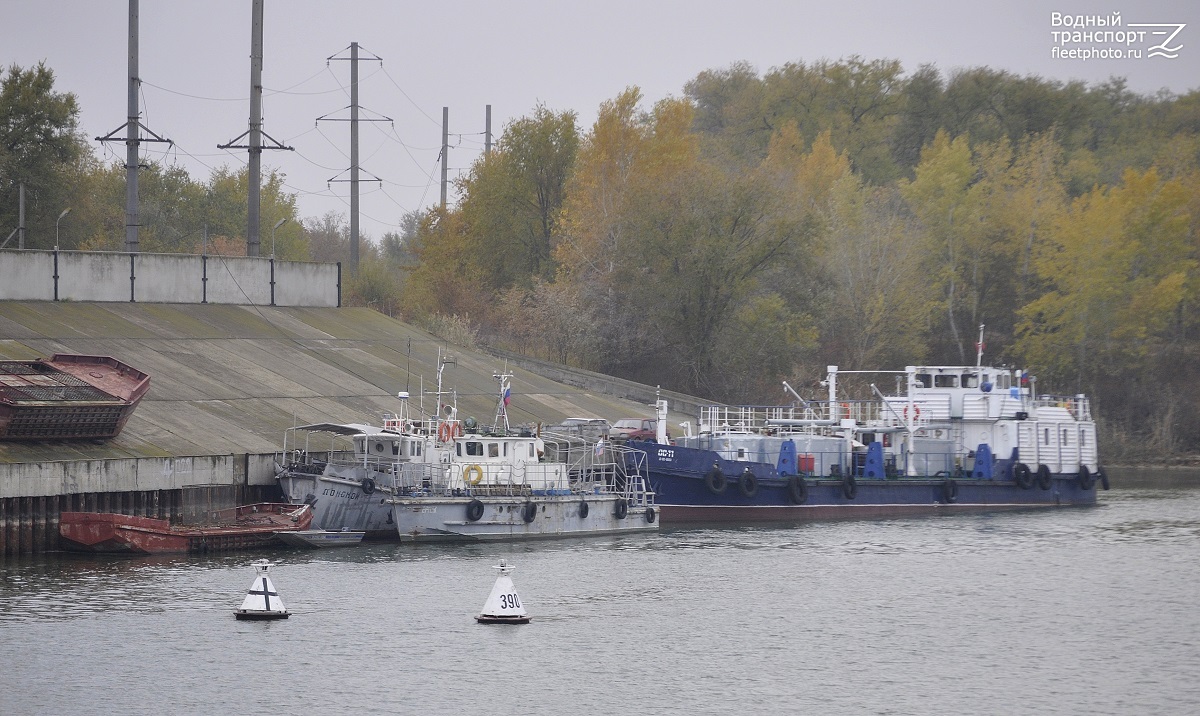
492 368 512 433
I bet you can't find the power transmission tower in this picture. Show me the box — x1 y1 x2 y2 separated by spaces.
95 0 172 254
218 0 293 258
319 42 390 273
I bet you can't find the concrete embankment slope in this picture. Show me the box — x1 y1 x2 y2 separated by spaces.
0 301 702 554
0 301 681 467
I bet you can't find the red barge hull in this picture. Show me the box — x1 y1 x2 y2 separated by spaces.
0 354 150 440
59 503 313 554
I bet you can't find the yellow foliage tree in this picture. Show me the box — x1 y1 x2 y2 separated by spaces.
1016 167 1196 388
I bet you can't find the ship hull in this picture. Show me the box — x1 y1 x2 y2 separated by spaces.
633 441 1100 526
389 493 657 542
276 463 397 539
59 504 312 554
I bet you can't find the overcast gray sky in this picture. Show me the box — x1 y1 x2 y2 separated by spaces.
6 0 1197 241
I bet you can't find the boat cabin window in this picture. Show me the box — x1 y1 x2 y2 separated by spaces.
373 441 386 454
462 441 484 457
934 375 958 388
392 441 400 456
961 373 979 388
1043 428 1050 445
915 373 931 388
411 441 422 457
488 443 500 458
997 374 1011 389
1062 429 1070 446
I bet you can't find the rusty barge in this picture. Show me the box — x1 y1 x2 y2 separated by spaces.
58 503 313 554
0 354 150 440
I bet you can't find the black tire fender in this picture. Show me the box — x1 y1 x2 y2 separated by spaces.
1036 464 1053 490
787 475 808 505
943 478 958 504
1013 463 1033 490
466 499 485 522
738 469 758 498
704 466 727 494
1078 465 1094 490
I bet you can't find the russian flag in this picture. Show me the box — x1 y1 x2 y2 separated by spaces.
503 384 512 406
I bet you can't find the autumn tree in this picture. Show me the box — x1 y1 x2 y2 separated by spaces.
1016 168 1196 388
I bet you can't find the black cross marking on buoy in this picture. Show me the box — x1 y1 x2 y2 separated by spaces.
248 577 277 610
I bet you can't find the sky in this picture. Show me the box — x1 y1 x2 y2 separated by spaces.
5 0 1198 242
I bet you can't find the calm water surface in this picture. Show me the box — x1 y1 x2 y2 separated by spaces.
2 469 1198 715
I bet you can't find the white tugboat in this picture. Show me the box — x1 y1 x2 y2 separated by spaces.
476 560 529 624
273 353 455 537
385 372 658 542
277 357 658 541
234 560 289 620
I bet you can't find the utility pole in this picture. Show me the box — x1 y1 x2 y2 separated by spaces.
441 107 449 209
17 183 25 249
320 43 389 274
96 0 172 253
350 42 360 272
218 0 292 257
485 105 492 157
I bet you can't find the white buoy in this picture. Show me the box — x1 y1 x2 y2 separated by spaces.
234 559 290 620
475 560 530 624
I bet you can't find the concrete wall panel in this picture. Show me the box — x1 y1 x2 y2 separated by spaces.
204 256 273 306
59 253 131 302
275 261 339 307
0 251 54 300
134 254 204 303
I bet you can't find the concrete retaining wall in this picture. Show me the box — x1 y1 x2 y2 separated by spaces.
0 453 282 556
0 453 279 500
0 250 340 307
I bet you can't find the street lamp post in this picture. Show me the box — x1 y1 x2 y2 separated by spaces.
271 217 287 258
55 208 71 251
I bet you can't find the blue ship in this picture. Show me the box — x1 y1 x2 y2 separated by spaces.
629 359 1107 525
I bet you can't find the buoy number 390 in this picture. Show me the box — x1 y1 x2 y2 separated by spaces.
500 593 521 609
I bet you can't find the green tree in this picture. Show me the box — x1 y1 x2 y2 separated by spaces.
0 62 88 248
455 105 578 290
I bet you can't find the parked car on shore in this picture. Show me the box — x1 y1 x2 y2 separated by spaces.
610 417 667 443
545 417 611 441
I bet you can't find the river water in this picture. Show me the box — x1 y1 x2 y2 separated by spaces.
2 468 1198 715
